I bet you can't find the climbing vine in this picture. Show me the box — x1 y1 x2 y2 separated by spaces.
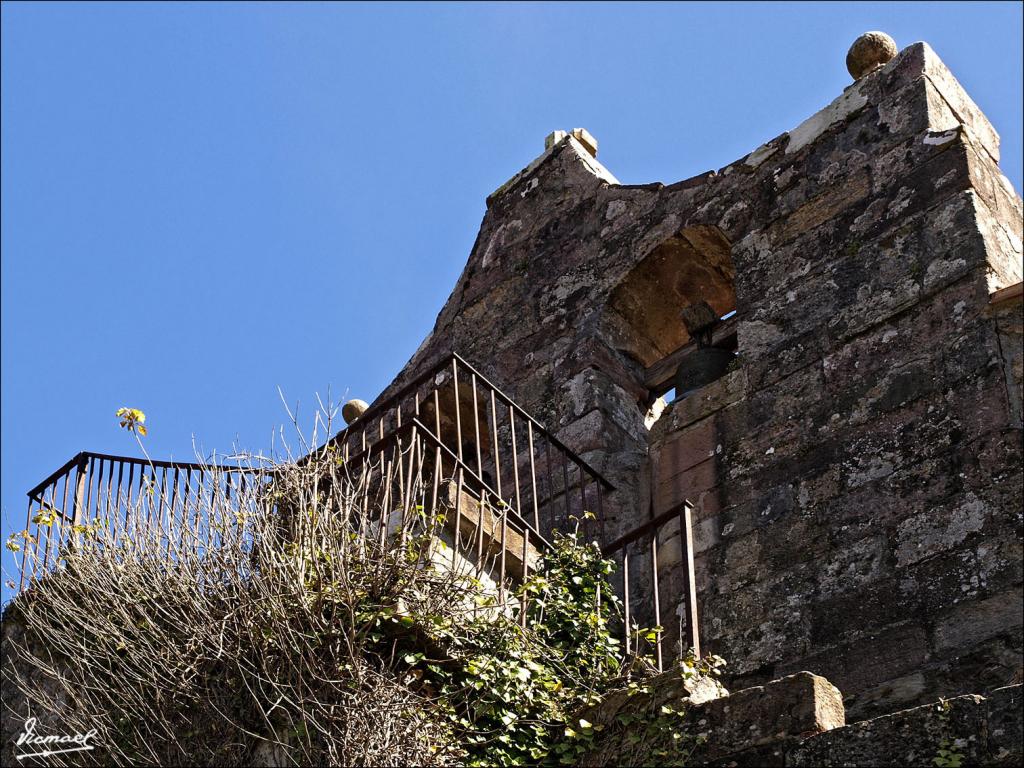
378 522 626 766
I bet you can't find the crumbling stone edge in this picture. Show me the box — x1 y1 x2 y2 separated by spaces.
577 669 1022 767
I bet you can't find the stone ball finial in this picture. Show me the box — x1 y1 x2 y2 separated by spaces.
342 399 368 425
846 31 898 80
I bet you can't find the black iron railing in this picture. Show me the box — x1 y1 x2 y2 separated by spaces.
320 352 613 545
16 352 703 666
18 452 261 591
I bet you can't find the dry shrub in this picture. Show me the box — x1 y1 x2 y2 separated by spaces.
2 436 481 767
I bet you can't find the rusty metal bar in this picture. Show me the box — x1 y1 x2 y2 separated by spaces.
498 502 507 603
41 483 57 570
450 352 612 490
543 435 554 530
509 406 522 520
167 467 180 558
125 462 136 544
471 373 483 479
651 532 663 672
561 449 571 528
110 460 121 542
409 419 550 550
622 550 631 655
527 422 539 531
520 526 530 628
157 466 169 546
72 456 87 529
58 467 72 552
184 468 194 554
19 497 32 591
430 388 442 517
84 457 98 529
601 502 690 555
25 453 83 500
489 390 502 499
678 501 701 659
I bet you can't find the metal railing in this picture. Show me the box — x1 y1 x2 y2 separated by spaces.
16 353 613 593
15 352 702 666
602 501 701 671
321 352 613 546
18 452 261 591
336 415 552 619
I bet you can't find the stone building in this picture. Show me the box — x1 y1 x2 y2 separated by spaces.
3 31 1022 768
367 35 1023 722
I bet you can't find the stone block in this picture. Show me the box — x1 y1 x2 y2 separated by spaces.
655 456 720 515
817 534 890 600
932 587 1024 655
690 673 844 762
570 128 598 157
894 492 990 567
653 369 748 437
655 415 719 478
781 623 930 703
787 692 991 768
986 685 1024 766
920 42 1001 163
808 582 917 650
579 672 842 767
440 483 542 582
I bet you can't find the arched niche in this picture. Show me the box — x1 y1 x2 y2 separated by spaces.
604 225 737 371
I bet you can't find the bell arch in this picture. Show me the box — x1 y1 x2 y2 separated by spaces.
602 224 738 403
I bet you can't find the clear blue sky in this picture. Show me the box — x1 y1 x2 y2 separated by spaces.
2 1 1022 599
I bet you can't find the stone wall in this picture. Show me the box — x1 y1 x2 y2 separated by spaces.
578 667 1022 768
988 284 1023 426
365 40 1024 718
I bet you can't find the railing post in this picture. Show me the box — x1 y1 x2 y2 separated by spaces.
650 529 663 672
19 497 33 591
622 550 631 655
678 501 701 659
70 455 88 550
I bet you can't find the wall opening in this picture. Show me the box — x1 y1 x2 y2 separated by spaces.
605 225 736 369
603 224 738 424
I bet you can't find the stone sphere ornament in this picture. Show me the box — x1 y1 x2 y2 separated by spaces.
342 399 369 425
846 31 898 80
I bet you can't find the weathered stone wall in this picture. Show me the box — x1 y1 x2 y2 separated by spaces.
577 667 1022 768
367 41 1024 718
782 685 1023 768
988 284 1023 426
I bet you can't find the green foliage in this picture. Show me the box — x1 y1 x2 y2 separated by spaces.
933 740 964 768
359 524 626 766
31 507 58 526
6 529 35 553
115 407 147 436
932 699 965 768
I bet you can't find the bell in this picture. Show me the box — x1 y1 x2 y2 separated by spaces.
674 347 734 400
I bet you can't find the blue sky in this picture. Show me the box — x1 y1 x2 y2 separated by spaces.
2 1 1022 599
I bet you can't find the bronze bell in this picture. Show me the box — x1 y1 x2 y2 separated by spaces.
674 346 734 399
674 300 734 400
